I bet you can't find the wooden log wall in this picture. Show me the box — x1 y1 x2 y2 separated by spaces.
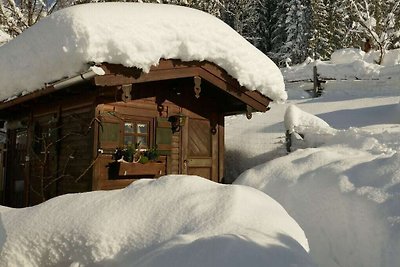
93 98 178 190
57 107 94 194
28 106 95 204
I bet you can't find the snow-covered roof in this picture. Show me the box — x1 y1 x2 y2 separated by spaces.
0 3 287 103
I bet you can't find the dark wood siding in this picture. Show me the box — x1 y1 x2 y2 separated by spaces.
28 106 94 205
93 99 167 190
57 107 94 194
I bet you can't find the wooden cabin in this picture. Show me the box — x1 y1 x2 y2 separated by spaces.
0 59 270 207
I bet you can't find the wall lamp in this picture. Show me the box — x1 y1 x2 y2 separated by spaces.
168 114 186 133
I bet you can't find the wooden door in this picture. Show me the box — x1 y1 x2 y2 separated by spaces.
181 113 219 182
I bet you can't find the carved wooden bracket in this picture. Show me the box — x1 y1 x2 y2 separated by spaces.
246 105 253 120
121 84 132 102
194 76 201 98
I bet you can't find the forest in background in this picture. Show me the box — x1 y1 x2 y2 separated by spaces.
1 0 400 65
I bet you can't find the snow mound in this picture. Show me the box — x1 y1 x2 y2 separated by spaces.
284 105 335 135
284 105 337 149
381 48 400 66
282 48 400 81
0 3 286 102
0 30 10 46
236 117 400 267
330 48 400 67
0 175 315 267
330 48 365 64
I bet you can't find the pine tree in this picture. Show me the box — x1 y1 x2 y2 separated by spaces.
308 0 329 60
256 0 279 54
220 0 259 44
268 0 288 64
327 0 355 51
274 0 311 64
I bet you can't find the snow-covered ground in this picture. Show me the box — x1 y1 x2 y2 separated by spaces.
229 50 400 267
0 175 315 267
282 48 400 81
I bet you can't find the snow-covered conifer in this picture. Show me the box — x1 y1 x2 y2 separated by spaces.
256 0 279 55
220 0 259 45
308 0 330 60
275 0 311 65
350 0 400 64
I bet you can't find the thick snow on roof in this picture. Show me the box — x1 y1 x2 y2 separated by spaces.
0 175 314 267
0 3 287 103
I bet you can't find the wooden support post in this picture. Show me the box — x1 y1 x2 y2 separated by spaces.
285 130 292 153
312 66 326 97
313 65 318 98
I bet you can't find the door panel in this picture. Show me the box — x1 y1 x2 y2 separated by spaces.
188 119 211 157
182 115 219 182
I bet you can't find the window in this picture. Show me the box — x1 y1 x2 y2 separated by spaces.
124 122 149 148
99 114 152 150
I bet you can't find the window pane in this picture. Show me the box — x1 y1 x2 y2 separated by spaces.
137 136 148 148
124 123 134 133
137 123 148 134
124 136 135 146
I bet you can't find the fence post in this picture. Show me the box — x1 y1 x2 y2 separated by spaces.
313 65 318 97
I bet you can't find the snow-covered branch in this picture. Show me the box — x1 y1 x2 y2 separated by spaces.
350 0 400 64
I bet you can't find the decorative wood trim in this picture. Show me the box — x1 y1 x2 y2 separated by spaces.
218 115 224 183
95 60 270 112
211 121 219 182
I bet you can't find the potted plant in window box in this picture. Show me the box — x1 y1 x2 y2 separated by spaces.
108 144 164 179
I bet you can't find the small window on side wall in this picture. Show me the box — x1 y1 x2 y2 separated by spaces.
124 122 149 148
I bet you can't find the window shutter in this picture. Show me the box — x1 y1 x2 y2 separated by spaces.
156 118 172 155
99 121 121 149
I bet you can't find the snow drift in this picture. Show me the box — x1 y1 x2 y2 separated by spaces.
235 106 400 267
0 175 315 267
282 48 400 81
0 30 10 46
0 3 286 103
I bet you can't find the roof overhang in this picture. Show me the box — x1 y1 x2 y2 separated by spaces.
0 59 270 114
95 59 271 112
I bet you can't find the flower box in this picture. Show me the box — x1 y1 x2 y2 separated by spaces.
108 161 165 179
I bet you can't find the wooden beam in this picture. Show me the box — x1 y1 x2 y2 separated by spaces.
197 68 268 112
0 85 57 112
94 67 200 86
199 62 271 110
